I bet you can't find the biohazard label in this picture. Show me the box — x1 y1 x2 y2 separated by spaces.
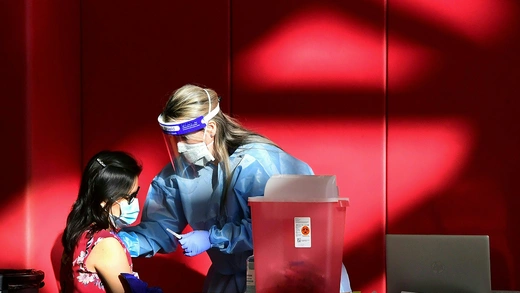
294 217 311 248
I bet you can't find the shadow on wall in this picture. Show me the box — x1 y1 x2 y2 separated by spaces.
131 257 206 293
50 233 62 291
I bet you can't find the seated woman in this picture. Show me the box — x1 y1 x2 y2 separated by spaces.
60 150 145 293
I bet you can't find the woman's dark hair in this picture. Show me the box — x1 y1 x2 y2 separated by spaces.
61 150 142 253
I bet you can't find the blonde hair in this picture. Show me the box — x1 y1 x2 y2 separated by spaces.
162 84 279 186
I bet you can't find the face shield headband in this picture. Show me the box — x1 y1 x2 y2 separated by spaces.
157 103 220 136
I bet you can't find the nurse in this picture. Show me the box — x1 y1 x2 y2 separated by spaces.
119 84 351 293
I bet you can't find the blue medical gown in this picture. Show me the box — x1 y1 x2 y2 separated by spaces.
119 143 351 292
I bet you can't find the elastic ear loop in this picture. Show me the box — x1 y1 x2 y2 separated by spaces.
202 88 212 140
202 88 212 116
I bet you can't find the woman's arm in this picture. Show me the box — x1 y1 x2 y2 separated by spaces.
119 177 188 257
88 237 133 293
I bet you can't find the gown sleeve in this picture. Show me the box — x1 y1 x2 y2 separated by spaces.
119 165 188 257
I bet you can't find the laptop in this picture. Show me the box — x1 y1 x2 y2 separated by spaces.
386 234 491 293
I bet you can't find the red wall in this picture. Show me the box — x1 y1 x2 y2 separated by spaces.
1 1 519 292
231 1 387 292
387 0 520 289
0 0 30 270
0 0 81 292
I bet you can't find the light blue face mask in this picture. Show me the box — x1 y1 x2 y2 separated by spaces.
110 198 140 229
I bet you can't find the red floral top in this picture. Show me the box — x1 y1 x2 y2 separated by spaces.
60 229 139 292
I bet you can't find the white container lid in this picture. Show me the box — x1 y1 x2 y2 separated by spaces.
248 174 349 203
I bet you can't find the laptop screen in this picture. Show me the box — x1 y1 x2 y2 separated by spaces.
386 234 491 293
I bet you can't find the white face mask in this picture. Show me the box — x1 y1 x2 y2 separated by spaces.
110 198 140 229
177 140 215 167
177 129 215 167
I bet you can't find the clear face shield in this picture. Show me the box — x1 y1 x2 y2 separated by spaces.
158 102 220 177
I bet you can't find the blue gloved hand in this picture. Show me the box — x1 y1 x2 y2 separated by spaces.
178 230 211 257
